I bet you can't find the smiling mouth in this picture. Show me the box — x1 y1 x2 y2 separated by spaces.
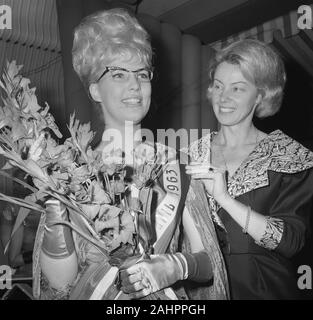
220 106 235 113
122 98 142 106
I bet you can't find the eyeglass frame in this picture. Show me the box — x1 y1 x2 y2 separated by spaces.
95 66 154 83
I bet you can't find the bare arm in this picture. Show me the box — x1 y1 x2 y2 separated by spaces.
218 195 268 242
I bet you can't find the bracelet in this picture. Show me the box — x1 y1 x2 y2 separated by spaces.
174 253 189 280
242 206 251 234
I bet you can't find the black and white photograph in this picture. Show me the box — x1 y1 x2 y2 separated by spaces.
0 0 312 307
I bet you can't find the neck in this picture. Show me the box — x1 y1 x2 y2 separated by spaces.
101 121 142 164
217 123 258 148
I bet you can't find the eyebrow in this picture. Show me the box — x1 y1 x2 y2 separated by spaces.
214 78 248 85
109 67 149 72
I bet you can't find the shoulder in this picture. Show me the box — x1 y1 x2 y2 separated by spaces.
260 130 313 174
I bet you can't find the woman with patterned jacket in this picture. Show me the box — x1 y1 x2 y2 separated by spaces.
185 39 313 299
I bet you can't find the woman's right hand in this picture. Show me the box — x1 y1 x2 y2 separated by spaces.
185 162 230 205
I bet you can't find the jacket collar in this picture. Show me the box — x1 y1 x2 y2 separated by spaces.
227 129 313 198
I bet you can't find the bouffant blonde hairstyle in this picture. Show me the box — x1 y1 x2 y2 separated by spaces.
208 39 286 118
72 8 152 89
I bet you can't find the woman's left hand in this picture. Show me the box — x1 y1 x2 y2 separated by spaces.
119 253 185 299
185 162 230 205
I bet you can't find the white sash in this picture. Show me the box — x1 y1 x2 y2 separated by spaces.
153 159 181 253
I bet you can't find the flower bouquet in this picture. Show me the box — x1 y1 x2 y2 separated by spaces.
0 61 178 300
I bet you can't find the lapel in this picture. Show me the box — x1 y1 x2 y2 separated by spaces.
185 130 313 230
227 129 313 198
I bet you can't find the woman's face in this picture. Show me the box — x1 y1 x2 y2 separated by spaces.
210 61 261 127
90 55 152 126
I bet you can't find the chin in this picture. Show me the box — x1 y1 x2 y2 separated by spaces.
123 114 147 124
125 109 149 123
216 115 238 126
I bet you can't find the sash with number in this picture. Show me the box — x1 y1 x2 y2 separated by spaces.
33 151 189 300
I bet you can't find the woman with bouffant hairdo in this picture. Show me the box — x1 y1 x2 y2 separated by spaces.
32 8 229 300
186 39 313 299
72 9 153 90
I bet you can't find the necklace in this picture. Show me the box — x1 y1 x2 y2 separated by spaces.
217 130 260 177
